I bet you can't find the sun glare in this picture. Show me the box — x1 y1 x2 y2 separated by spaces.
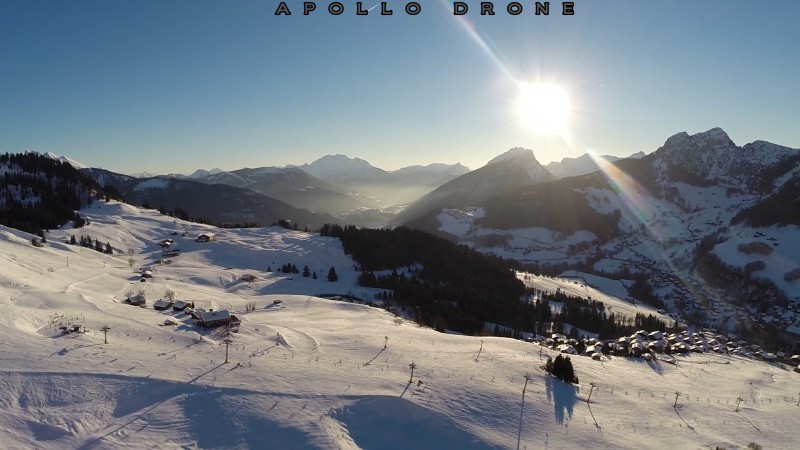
517 83 571 136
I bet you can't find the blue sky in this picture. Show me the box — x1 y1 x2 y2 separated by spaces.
1 1 798 174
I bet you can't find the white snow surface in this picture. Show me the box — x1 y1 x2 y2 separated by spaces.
0 202 798 449
437 208 596 264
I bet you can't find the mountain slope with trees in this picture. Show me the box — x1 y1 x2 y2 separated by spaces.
0 152 120 234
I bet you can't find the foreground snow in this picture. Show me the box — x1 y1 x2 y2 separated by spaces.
0 202 798 449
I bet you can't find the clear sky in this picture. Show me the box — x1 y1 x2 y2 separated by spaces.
1 0 798 175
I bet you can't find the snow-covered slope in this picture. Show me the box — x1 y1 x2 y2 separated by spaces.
0 201 797 449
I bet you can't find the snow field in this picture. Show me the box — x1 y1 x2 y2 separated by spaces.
0 202 797 449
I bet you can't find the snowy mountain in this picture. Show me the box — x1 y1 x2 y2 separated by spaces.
654 128 799 192
300 154 389 185
82 168 341 228
39 151 87 170
0 153 118 234
299 155 471 209
390 162 471 186
394 147 554 226
129 170 159 179
189 166 374 216
0 202 797 449
546 151 645 179
146 158 470 219
417 128 800 350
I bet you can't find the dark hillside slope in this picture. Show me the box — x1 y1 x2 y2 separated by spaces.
0 152 118 233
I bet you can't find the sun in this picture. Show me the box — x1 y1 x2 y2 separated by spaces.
517 83 571 136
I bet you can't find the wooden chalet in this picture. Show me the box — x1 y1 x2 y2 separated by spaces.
197 310 237 328
173 300 190 311
153 299 174 311
195 232 216 242
127 296 146 307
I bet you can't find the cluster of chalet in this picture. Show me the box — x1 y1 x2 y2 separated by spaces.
540 329 799 366
680 296 800 337
124 296 240 330
760 300 800 335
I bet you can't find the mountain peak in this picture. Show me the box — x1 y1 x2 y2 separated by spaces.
486 147 537 166
36 151 87 169
663 127 735 151
301 154 387 184
310 154 374 168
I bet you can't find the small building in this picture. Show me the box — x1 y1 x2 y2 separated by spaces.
153 299 174 311
197 310 232 328
196 232 216 242
127 296 146 307
557 343 576 354
173 300 189 311
647 331 664 341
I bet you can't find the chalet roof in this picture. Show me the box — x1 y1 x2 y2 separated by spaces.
153 299 173 309
200 310 230 323
557 343 576 354
648 331 664 340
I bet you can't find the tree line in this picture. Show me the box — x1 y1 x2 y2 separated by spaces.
0 153 121 235
324 224 528 334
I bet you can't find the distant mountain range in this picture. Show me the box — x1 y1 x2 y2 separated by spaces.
125 156 470 216
401 128 800 349
82 168 339 228
4 129 800 350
